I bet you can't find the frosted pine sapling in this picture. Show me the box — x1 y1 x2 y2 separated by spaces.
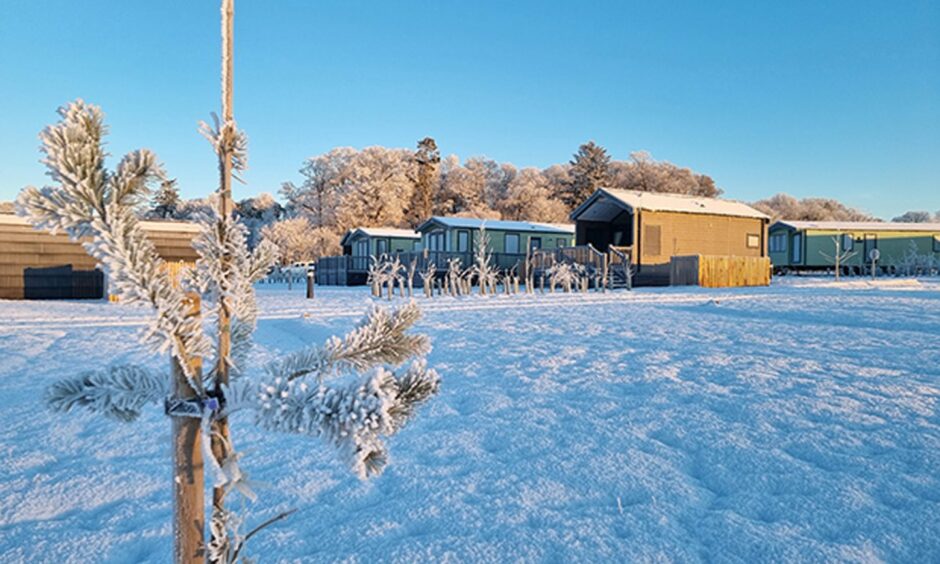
21 101 440 563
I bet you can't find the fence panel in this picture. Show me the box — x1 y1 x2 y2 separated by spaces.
670 255 771 288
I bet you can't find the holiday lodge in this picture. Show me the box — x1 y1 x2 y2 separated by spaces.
0 213 199 300
569 189 771 286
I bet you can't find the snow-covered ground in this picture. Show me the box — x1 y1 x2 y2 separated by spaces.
1 280 939 562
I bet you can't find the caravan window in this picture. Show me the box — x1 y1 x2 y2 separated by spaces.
427 231 444 251
376 239 388 256
505 233 520 254
791 233 802 263
457 230 469 252
769 233 787 253
557 238 568 248
842 234 854 252
356 240 368 257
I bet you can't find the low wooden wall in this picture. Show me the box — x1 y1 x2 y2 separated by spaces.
0 214 199 300
669 255 771 288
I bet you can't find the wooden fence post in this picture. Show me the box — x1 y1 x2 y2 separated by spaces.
172 293 205 563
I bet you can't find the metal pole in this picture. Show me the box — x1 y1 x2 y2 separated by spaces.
306 268 315 299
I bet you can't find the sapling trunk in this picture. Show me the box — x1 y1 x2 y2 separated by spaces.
209 0 237 557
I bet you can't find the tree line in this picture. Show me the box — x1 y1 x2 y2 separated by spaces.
5 140 935 262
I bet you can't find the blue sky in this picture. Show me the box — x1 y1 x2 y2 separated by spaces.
1 0 938 218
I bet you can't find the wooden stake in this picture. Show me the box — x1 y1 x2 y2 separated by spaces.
172 294 205 564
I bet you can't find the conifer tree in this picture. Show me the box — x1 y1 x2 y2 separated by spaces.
566 141 611 207
407 137 440 227
152 178 182 218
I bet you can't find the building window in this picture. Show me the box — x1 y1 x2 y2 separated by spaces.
354 240 367 257
457 230 469 253
557 238 568 248
529 237 542 250
376 239 388 256
769 233 787 253
841 234 854 252
644 225 662 256
505 233 520 254
746 234 760 249
791 233 802 263
427 231 444 251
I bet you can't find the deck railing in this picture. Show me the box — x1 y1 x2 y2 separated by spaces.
315 245 637 287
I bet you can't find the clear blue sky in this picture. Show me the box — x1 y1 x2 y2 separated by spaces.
1 0 938 218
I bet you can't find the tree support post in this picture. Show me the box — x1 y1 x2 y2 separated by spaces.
172 294 205 564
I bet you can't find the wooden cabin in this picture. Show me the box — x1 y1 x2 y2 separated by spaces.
340 227 420 258
769 220 940 274
570 189 770 285
0 214 199 300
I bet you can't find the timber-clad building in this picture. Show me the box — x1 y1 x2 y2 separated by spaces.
570 189 770 285
0 214 199 300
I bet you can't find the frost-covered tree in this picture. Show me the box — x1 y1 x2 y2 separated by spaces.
18 6 439 561
236 193 284 248
473 226 498 295
437 155 485 216
170 197 216 220
261 217 337 265
466 157 514 213
502 168 569 222
752 193 876 222
892 210 933 223
819 234 857 280
282 146 357 229
334 147 415 232
565 141 611 207
406 137 440 227
608 151 721 197
20 98 439 564
150 178 182 218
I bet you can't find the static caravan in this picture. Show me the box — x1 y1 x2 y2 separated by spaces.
415 217 574 255
340 227 420 258
318 227 420 286
0 214 199 300
570 189 769 285
769 220 940 274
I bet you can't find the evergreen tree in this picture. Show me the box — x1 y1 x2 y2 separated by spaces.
406 137 440 227
566 141 611 207
151 178 181 218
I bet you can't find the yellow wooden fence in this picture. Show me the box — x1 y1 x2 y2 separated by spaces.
108 260 194 301
669 255 771 288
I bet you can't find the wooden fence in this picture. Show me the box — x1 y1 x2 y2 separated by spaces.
669 255 771 288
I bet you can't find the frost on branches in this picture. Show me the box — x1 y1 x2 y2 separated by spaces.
17 100 440 559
